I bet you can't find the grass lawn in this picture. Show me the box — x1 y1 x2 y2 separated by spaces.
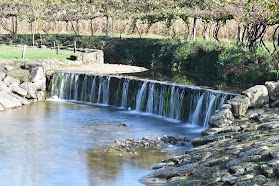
0 45 81 62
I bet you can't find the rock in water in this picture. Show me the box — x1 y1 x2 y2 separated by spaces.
37 91 45 101
0 92 22 108
209 104 234 128
118 123 127 127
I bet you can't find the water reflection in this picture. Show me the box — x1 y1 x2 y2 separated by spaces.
0 101 200 186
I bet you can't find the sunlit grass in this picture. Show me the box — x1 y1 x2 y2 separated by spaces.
0 45 81 62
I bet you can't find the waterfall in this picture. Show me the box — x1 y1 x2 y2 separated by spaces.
89 77 96 103
121 79 129 108
135 82 147 111
146 84 155 113
51 72 237 127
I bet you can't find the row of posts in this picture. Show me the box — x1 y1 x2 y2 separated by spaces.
21 41 77 60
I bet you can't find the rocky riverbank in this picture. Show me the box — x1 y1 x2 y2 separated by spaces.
142 82 279 185
0 59 58 110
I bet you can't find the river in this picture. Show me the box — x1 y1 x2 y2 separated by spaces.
0 100 203 186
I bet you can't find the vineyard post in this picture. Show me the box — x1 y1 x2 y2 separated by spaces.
57 45 59 55
22 45 26 60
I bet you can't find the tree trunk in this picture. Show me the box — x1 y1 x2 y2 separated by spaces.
12 16 15 40
237 21 242 46
90 19 94 36
192 17 197 41
15 16 18 39
31 21 35 50
277 57 279 82
106 16 109 38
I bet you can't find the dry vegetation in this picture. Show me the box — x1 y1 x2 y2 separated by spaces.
0 16 274 41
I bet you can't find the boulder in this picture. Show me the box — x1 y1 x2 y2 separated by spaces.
265 81 279 101
36 91 45 101
4 65 13 71
20 82 37 99
34 77 46 91
208 104 234 128
242 85 269 107
227 95 250 118
0 92 22 108
0 72 6 80
246 109 264 119
29 67 44 82
3 76 20 86
10 93 30 105
25 59 58 72
0 80 11 93
9 84 28 97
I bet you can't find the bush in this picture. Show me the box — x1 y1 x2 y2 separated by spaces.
218 43 276 86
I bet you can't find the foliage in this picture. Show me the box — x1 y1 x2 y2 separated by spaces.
218 43 276 85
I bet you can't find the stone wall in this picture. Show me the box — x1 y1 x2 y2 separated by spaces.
70 50 104 64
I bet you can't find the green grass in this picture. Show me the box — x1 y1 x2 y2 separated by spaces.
0 45 82 62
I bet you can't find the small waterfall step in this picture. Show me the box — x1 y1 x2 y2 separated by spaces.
51 72 237 128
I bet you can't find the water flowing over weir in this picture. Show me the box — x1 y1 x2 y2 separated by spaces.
51 72 237 128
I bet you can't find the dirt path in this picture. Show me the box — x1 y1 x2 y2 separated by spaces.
57 64 148 74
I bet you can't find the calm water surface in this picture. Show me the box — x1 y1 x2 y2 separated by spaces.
0 101 202 186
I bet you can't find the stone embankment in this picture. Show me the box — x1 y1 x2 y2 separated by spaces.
145 82 279 185
0 59 58 111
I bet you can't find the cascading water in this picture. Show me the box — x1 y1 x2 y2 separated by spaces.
51 72 237 128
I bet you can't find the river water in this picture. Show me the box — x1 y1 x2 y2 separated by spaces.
0 100 202 186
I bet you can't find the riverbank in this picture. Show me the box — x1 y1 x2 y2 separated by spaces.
142 108 279 185
142 82 279 185
0 58 148 111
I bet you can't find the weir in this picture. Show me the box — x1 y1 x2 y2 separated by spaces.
51 72 236 128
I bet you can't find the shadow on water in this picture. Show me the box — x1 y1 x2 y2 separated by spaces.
126 68 245 94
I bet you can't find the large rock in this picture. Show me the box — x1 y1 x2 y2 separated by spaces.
4 65 13 71
10 93 30 105
265 81 279 101
36 91 45 101
0 80 11 93
9 84 28 97
29 67 44 83
20 82 37 99
0 92 22 108
0 72 6 80
34 77 46 91
227 95 250 118
3 76 20 86
25 59 58 72
209 104 234 128
242 85 269 107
